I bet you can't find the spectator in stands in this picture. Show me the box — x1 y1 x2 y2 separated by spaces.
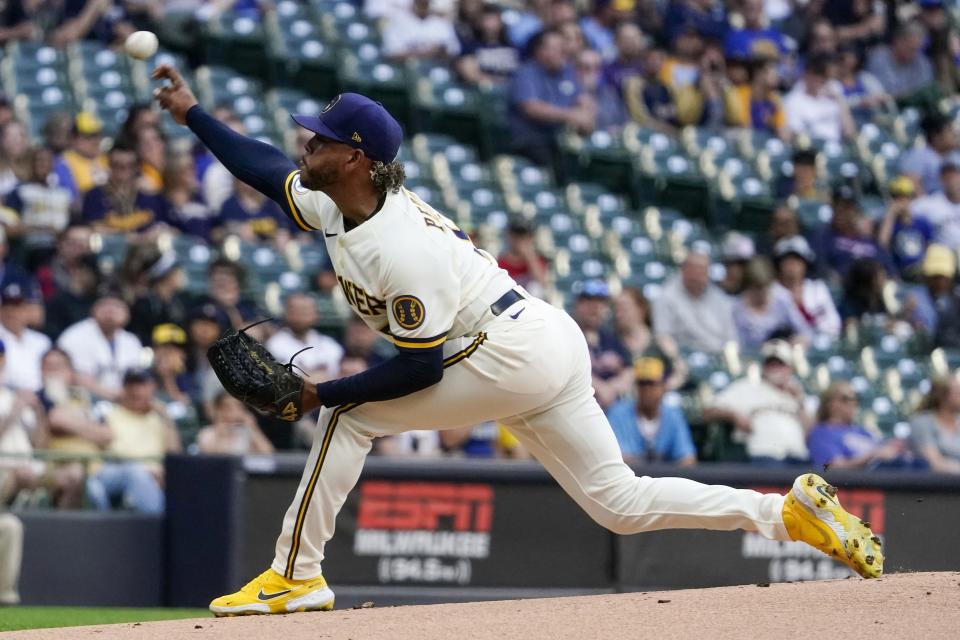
906 244 958 338
440 420 504 458
807 381 911 470
217 178 292 245
910 155 960 250
0 338 49 506
823 0 885 50
703 339 810 465
86 369 181 514
734 256 810 349
185 300 230 414
150 322 196 413
341 316 390 368
605 355 697 465
81 142 170 236
623 47 679 134
910 376 960 473
653 249 737 354
836 44 894 122
723 0 786 62
802 17 838 58
877 176 933 276
129 252 190 345
575 48 626 131
509 29 595 175
919 0 960 94
197 391 273 456
783 53 856 143
496 218 548 297
718 231 755 296
601 22 646 95
266 293 343 383
454 2 519 87
812 185 893 282
773 235 841 340
164 152 214 240
38 347 111 508
0 282 51 392
382 0 461 63
663 0 727 45
866 20 935 103
558 18 588 61
57 288 144 400
116 103 162 151
722 57 787 139
612 286 687 390
61 112 107 197
659 27 723 128
34 224 90 303
207 259 261 329
41 112 78 201
899 113 958 195
135 126 166 194
580 0 630 61
42 253 99 339
0 512 22 604
763 204 802 254
838 257 890 325
0 120 28 199
3 146 73 269
572 279 632 408
783 149 828 203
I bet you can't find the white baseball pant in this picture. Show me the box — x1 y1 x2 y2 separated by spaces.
272 297 791 579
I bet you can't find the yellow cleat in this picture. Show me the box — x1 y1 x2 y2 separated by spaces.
209 568 335 617
782 473 884 579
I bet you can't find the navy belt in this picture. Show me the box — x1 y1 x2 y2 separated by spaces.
490 289 525 316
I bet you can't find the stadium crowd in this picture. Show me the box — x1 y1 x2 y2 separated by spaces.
0 0 959 525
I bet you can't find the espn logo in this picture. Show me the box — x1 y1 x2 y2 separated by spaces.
357 481 493 532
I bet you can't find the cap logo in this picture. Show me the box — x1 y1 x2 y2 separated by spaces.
352 132 362 143
322 95 341 113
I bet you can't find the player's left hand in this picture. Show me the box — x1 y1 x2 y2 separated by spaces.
151 64 199 125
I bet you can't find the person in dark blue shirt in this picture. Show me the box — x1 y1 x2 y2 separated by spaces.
508 29 595 178
217 178 293 242
811 185 894 283
572 279 632 409
877 176 934 276
606 355 697 465
81 143 170 235
723 0 787 61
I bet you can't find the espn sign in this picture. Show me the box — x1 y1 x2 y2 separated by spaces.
353 481 495 585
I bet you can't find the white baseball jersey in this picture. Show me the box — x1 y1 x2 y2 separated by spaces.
283 170 516 349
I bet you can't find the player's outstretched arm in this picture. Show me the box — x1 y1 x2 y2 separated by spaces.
152 64 297 211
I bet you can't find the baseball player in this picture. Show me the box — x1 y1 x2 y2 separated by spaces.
152 65 883 617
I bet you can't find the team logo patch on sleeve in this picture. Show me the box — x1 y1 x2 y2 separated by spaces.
392 296 426 330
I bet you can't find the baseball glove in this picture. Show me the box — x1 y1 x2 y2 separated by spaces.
207 321 309 422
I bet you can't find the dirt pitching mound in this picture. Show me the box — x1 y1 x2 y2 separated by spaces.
10 572 959 640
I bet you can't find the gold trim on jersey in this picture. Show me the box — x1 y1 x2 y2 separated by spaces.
392 333 447 349
284 170 316 232
282 331 488 579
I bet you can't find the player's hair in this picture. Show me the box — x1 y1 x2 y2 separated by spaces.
369 160 406 195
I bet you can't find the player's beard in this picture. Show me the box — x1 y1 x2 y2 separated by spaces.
300 166 339 191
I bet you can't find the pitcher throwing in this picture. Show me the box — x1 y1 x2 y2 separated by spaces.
152 64 883 616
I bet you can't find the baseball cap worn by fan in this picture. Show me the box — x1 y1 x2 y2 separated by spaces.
291 93 403 164
0 282 27 304
634 356 666 384
574 279 610 299
720 231 756 263
152 323 187 347
921 244 957 278
773 235 816 265
761 339 794 367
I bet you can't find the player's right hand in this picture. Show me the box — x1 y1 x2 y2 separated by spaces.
151 64 199 126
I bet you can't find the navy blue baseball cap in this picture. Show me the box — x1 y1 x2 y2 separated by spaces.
291 93 403 164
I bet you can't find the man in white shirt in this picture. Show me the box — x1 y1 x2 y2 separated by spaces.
703 339 811 464
57 290 143 400
910 156 960 249
266 293 343 382
783 53 855 142
0 282 51 391
381 0 461 62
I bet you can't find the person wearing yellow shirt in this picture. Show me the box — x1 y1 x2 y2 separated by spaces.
60 113 107 197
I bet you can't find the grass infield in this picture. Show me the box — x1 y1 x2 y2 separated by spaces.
0 606 209 632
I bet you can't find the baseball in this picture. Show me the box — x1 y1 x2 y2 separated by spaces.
124 31 158 60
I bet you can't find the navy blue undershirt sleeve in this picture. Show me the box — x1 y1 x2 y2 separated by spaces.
314 345 444 408
185 105 297 214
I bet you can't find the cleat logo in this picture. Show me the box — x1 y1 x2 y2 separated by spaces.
815 484 838 505
257 588 292 601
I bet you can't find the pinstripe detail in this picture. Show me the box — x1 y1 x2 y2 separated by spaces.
283 332 488 578
283 170 316 232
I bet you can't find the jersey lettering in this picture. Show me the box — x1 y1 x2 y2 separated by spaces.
337 275 386 317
